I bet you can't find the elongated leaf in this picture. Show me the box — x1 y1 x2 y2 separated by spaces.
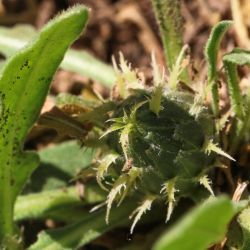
25 140 95 192
204 20 232 115
223 48 250 119
0 24 116 87
15 187 81 221
35 206 91 224
205 21 232 83
153 197 236 250
222 48 250 151
151 0 189 83
0 5 88 242
29 201 136 250
223 61 245 119
15 184 105 221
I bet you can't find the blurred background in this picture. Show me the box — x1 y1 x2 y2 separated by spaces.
1 0 247 70
1 0 250 147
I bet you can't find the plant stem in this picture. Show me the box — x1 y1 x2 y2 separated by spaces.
29 200 136 250
229 112 250 154
204 21 232 117
223 61 244 120
151 0 188 82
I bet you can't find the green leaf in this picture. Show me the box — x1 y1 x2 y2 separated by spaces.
0 24 116 88
238 206 250 250
205 21 232 83
222 48 250 120
204 20 232 116
223 61 245 119
0 60 6 73
223 48 250 66
36 206 91 224
153 196 236 250
0 5 88 243
15 184 105 222
151 0 189 83
28 200 136 250
222 49 250 152
25 140 95 192
15 187 81 221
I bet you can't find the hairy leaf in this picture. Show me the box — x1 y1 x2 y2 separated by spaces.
15 187 81 221
153 197 236 250
151 0 189 82
223 61 245 119
223 49 250 120
205 21 232 83
222 48 250 151
0 5 88 242
204 20 232 115
223 48 250 120
15 184 105 221
28 201 136 250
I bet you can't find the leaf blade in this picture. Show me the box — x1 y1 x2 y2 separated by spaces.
28 201 136 250
0 5 89 241
204 20 232 115
153 197 236 250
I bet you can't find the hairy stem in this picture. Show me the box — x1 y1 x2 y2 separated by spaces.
223 61 247 154
223 61 244 119
229 112 250 154
204 21 232 117
151 0 189 82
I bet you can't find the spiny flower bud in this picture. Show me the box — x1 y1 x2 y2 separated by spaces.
95 52 234 233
